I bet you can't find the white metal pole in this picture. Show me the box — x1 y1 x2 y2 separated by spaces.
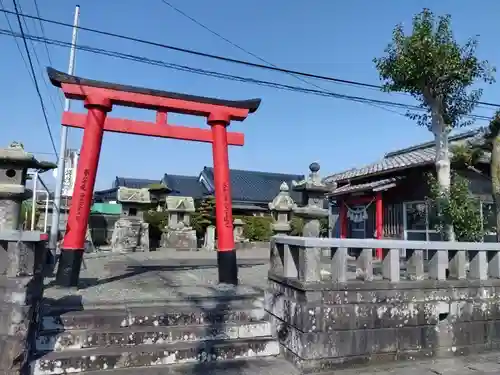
31 171 38 231
49 5 80 250
44 192 49 232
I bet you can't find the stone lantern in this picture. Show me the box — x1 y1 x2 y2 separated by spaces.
292 162 329 237
161 196 197 250
269 182 295 235
111 187 151 252
233 218 245 243
0 142 54 231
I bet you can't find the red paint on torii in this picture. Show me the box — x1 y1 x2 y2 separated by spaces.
47 67 261 286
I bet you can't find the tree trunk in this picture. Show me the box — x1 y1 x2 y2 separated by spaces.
491 136 500 241
432 116 454 241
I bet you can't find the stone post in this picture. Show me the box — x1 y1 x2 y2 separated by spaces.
111 187 151 252
292 163 330 280
0 143 52 374
269 181 294 236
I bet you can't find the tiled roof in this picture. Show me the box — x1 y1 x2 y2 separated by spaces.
201 167 304 203
161 174 207 198
327 177 402 197
113 177 160 189
324 130 481 183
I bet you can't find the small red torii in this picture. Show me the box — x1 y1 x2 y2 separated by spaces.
47 67 261 287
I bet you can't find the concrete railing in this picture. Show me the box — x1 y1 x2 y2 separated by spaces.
270 235 500 283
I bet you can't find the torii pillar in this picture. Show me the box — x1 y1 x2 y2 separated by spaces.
47 67 261 287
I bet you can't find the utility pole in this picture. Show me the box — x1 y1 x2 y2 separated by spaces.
49 5 80 252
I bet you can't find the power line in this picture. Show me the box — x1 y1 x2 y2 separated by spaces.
0 0 34 82
32 0 53 66
11 0 58 158
0 27 493 124
16 1 63 113
159 0 407 118
2 7 499 110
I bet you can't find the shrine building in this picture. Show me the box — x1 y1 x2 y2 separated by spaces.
324 130 497 243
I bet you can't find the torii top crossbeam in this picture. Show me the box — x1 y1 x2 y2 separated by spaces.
47 67 261 287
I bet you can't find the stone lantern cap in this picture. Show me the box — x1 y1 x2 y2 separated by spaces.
269 182 295 212
0 142 56 171
117 187 151 204
292 162 331 193
165 196 195 213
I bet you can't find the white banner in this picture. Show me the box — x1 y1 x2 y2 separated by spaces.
62 150 79 197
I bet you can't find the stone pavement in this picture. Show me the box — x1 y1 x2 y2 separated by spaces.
44 249 270 305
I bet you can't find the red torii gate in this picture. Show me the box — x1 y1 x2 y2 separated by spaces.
47 67 261 287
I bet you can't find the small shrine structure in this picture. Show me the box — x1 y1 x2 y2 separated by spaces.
161 196 197 250
110 187 150 252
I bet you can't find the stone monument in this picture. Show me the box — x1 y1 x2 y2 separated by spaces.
110 187 151 252
0 142 52 374
161 196 197 250
269 181 295 236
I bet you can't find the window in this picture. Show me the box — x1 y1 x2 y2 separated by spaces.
403 201 438 242
128 207 137 216
481 202 496 235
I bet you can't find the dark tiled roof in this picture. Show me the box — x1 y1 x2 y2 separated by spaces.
94 187 118 202
161 174 207 198
113 177 160 189
201 167 304 203
324 130 481 183
327 177 402 197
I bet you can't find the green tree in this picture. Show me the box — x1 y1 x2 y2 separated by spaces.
191 196 215 238
451 111 500 240
427 172 484 242
374 8 495 240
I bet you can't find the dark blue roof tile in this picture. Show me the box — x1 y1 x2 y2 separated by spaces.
162 174 206 198
202 167 304 203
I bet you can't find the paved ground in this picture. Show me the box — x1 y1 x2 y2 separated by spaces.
43 249 270 305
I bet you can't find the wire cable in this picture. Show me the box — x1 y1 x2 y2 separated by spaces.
11 0 58 158
2 7 499 110
0 27 493 123
159 0 408 118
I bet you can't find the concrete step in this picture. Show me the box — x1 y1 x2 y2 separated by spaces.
37 321 273 352
41 299 266 332
70 357 299 375
34 338 281 374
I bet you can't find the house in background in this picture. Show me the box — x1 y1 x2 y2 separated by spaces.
324 130 496 243
94 167 304 216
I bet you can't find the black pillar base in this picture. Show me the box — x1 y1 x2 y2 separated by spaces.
55 249 84 287
217 249 238 285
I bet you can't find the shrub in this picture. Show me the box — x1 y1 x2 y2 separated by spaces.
239 215 273 242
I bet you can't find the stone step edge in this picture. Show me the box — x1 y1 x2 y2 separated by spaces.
40 308 267 332
38 320 272 336
41 297 264 316
72 357 296 375
35 337 280 360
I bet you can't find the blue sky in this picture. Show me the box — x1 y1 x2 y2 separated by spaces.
1 0 500 190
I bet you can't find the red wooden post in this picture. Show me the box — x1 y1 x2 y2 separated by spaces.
375 192 383 259
56 96 112 286
209 112 237 284
339 200 348 238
